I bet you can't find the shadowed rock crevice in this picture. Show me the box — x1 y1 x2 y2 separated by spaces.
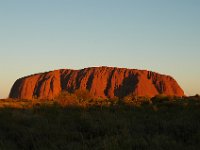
114 74 139 98
33 75 47 98
60 70 74 93
86 73 94 91
104 69 116 97
9 67 185 100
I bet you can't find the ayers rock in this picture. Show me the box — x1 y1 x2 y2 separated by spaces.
9 67 184 100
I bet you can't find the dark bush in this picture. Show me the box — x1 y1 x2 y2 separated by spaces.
151 94 174 104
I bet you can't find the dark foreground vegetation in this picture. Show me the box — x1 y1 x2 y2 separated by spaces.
0 94 200 150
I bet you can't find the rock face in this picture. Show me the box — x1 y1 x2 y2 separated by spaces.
9 67 184 99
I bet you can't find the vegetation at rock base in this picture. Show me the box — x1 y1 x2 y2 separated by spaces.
0 95 200 149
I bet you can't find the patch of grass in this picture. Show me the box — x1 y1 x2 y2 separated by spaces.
0 97 200 149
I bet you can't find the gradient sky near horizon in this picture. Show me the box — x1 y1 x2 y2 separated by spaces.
0 0 200 98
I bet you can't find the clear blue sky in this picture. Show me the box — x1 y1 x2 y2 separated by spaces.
0 0 200 98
